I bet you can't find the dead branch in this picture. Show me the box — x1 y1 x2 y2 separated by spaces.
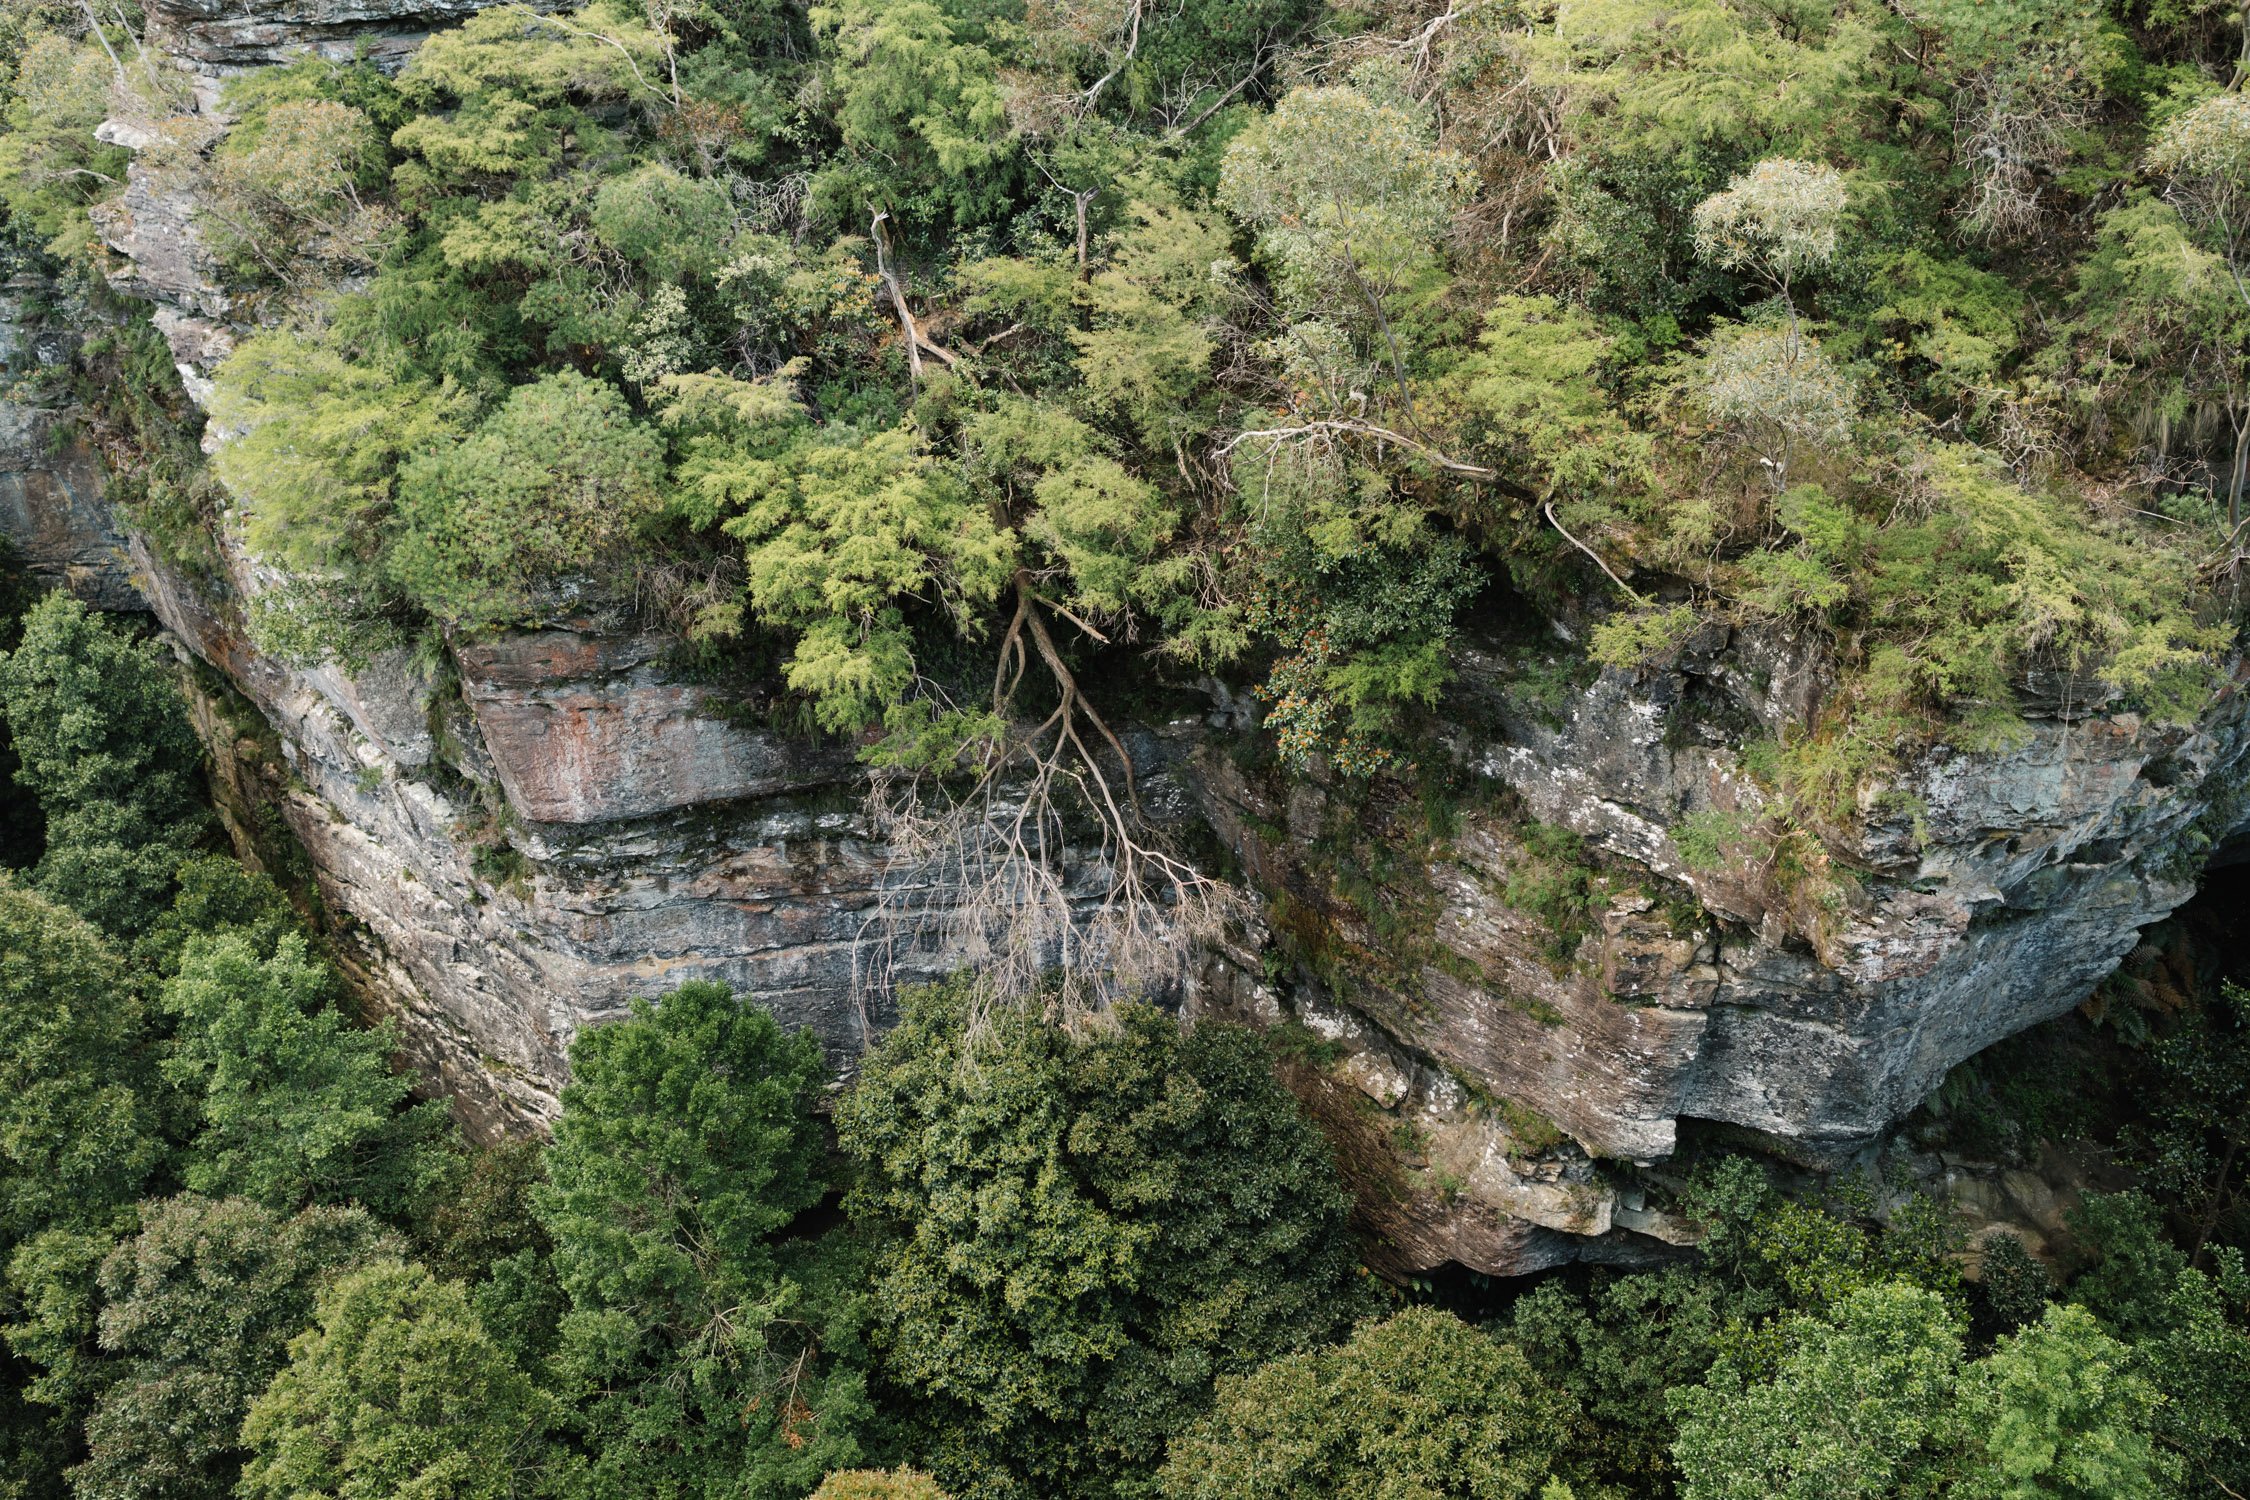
856 581 1242 1030
1544 500 1647 602
1075 0 1144 116
871 212 960 384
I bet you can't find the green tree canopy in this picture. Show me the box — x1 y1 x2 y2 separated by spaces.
1669 1281 1973 1500
0 594 211 933
1158 1306 1575 1500
238 1259 544 1500
1960 1303 2171 1500
0 878 159 1260
534 981 866 1497
71 1195 398 1500
160 933 449 1220
836 988 1367 1497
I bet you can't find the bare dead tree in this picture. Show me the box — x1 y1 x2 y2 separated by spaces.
1953 51 2092 243
853 573 1244 1032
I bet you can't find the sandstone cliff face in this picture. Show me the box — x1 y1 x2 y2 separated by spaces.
127 527 1215 1135
1193 628 2249 1270
6 0 2248 1276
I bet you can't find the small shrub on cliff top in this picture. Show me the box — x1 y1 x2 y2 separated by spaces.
389 369 664 631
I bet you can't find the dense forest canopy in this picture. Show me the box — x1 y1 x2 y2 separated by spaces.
6 0 2250 1495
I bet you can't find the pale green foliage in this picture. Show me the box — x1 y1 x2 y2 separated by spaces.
813 1471 951 1500
618 282 695 388
1159 1307 1576 1500
1528 0 1881 158
1959 1304 2171 1499
2148 91 2250 192
1692 321 1856 474
958 254 1075 334
401 1 663 102
0 24 127 253
1218 72 1475 311
390 369 663 629
1030 453 1173 615
238 1260 543 1500
393 0 664 179
812 0 1013 209
659 374 1013 734
1071 198 1233 447
1590 605 1702 670
1670 1281 1970 1500
213 325 471 577
590 162 735 281
201 99 388 280
1692 158 1849 293
1454 296 1650 496
1737 485 1859 617
1899 447 2224 714
962 396 1174 622
7 26 108 135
